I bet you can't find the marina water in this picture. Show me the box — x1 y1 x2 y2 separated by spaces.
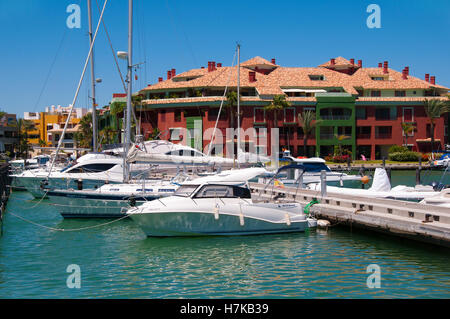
1 170 449 298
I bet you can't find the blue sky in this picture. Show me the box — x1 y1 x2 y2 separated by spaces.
0 0 449 116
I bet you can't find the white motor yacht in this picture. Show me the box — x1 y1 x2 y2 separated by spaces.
46 174 187 218
126 140 236 168
260 159 364 187
126 168 317 237
307 168 440 201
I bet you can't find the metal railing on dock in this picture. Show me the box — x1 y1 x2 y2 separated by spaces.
249 181 450 248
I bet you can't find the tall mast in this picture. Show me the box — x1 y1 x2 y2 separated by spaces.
237 43 241 169
124 0 133 182
87 0 97 152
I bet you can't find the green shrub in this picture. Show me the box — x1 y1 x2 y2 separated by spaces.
388 151 421 162
388 145 409 154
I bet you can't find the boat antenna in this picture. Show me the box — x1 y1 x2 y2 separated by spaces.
124 0 133 183
88 0 98 153
236 43 241 169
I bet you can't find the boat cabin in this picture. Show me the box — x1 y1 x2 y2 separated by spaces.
174 183 252 199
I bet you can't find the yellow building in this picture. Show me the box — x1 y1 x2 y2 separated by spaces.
24 105 88 148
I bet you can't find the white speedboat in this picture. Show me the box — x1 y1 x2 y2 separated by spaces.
419 188 450 208
47 177 185 218
16 156 124 198
126 140 236 168
9 155 52 169
260 160 364 187
126 168 316 237
307 168 439 201
11 152 164 198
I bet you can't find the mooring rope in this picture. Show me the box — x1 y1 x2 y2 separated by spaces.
5 208 136 232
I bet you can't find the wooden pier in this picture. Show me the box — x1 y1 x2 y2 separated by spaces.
250 182 450 248
0 163 11 236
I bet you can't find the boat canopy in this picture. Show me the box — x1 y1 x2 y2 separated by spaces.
277 162 331 174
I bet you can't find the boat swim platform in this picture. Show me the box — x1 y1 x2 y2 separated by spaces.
249 183 450 248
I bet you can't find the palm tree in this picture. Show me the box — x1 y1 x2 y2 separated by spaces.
99 126 115 146
16 118 36 159
298 110 322 157
423 99 450 153
335 134 350 156
74 113 93 149
401 122 415 148
225 91 238 130
265 95 292 152
264 95 291 128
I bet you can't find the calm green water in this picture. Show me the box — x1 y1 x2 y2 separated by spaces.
1 170 450 299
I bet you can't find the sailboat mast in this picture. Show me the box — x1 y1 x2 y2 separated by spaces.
124 0 133 183
237 43 241 169
87 0 97 152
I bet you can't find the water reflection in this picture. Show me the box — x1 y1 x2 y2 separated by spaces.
1 191 449 298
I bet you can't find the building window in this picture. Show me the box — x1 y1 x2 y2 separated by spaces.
402 107 414 122
320 126 334 140
297 127 304 139
308 75 325 81
371 90 381 97
395 90 406 97
284 107 296 123
174 110 182 122
375 126 392 139
337 126 352 136
254 107 265 123
207 108 226 121
356 126 371 139
375 108 391 120
356 107 366 120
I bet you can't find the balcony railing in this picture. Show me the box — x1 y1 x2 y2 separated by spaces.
320 115 351 121
357 133 371 139
320 134 335 140
375 133 392 139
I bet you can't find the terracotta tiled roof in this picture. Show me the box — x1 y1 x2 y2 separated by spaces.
357 96 448 102
173 68 209 79
241 56 277 67
319 56 357 68
349 68 448 90
140 56 449 100
256 67 359 95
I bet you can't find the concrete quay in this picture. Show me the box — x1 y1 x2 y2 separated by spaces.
249 182 450 248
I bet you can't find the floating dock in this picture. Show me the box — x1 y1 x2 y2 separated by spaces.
250 182 450 248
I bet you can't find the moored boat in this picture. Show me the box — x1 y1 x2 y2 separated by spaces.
126 168 317 237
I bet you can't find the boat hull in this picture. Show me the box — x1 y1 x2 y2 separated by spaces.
20 176 120 198
129 211 309 237
47 191 159 218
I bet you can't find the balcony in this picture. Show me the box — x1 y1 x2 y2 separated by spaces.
320 134 335 140
357 133 371 139
375 133 392 139
320 115 351 121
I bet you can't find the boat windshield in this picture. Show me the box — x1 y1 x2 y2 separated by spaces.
174 185 199 197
